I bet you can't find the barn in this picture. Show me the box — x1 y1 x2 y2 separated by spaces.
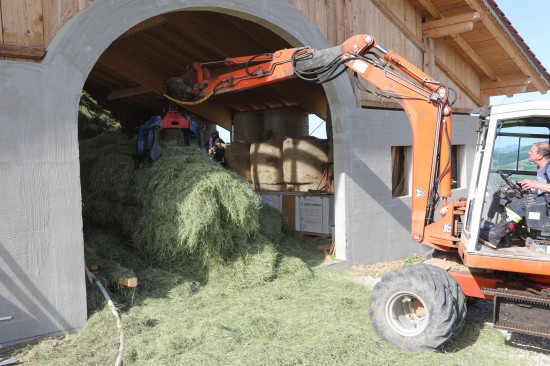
1 0 549 346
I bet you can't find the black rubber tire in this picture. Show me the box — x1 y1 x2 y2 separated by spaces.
369 263 467 352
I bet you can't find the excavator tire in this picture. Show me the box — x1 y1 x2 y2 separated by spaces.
369 263 466 352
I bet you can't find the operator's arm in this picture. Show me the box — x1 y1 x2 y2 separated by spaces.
518 180 550 192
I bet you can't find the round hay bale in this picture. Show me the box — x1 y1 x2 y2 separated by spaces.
224 142 252 181
250 141 284 190
282 137 329 186
263 109 308 141
234 112 264 142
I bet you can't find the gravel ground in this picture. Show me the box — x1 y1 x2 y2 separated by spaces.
349 270 550 365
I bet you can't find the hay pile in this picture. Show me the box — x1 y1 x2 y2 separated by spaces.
81 134 268 267
78 91 122 139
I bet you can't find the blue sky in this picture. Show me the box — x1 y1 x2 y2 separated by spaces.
491 1 550 105
220 2 550 141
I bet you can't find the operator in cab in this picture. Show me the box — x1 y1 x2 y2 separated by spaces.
482 142 550 247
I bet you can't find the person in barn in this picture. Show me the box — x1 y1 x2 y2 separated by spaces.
206 130 224 151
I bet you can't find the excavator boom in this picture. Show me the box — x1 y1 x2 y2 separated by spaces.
165 34 455 247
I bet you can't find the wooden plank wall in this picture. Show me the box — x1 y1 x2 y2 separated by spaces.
288 0 480 110
0 0 88 60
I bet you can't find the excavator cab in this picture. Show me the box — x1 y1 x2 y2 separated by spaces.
462 101 550 262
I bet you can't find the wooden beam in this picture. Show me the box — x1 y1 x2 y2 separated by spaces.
482 86 529 98
119 278 138 288
98 46 232 127
0 44 45 60
370 0 425 52
270 81 328 120
106 86 151 100
417 0 442 19
481 76 530 97
463 0 548 93
481 76 530 90
423 12 480 31
448 34 498 81
435 57 482 106
423 21 476 38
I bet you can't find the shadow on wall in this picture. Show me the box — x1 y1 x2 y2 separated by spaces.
0 244 74 345
350 150 411 232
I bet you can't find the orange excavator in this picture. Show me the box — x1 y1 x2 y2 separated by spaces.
163 34 550 351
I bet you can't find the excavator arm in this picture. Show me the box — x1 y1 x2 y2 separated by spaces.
165 34 461 249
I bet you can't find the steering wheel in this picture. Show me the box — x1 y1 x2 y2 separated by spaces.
499 171 524 198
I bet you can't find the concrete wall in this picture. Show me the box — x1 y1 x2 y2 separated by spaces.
341 109 478 265
0 0 355 346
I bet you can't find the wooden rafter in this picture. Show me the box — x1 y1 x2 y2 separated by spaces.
417 3 498 83
270 81 328 120
106 86 151 100
436 57 482 106
0 44 45 60
448 34 498 81
464 0 547 93
417 0 441 19
98 46 232 128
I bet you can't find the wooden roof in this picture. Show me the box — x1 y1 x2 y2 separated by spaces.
410 0 550 96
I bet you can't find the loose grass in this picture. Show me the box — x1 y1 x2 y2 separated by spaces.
6 260 529 366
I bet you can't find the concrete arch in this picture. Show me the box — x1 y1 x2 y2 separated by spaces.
0 0 354 345
45 0 353 258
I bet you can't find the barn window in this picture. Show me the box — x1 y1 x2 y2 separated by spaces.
391 146 412 197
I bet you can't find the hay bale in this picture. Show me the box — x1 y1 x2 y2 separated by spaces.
263 109 308 141
234 112 264 142
282 137 329 191
224 142 252 181
250 141 285 191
